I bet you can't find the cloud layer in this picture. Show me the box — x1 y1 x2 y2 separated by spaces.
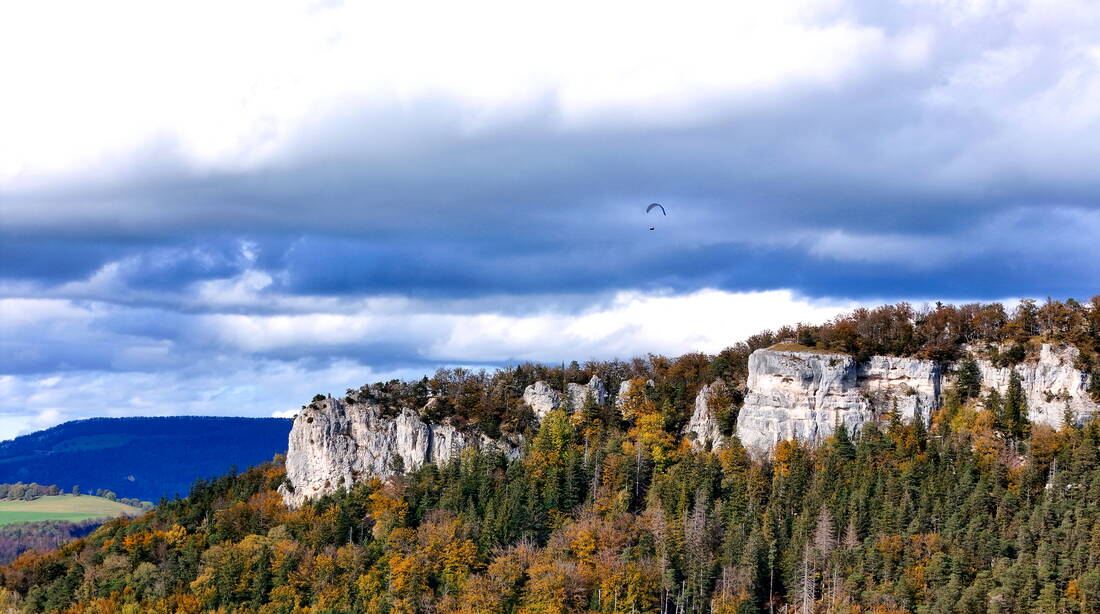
2 0 1097 439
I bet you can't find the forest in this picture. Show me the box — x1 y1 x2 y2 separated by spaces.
1 297 1099 613
0 521 102 567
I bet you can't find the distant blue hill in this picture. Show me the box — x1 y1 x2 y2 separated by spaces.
0 417 291 503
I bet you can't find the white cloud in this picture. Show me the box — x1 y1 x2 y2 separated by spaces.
0 287 870 439
192 288 863 361
0 0 935 184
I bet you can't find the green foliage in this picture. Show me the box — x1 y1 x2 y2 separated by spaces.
2 415 1098 614
1004 372 1029 440
956 358 982 402
0 484 60 502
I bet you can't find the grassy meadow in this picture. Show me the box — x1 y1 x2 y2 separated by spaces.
0 495 144 526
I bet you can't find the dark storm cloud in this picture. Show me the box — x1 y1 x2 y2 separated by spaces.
5 83 1099 303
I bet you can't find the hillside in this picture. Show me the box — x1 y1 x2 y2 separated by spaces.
1 298 1099 613
0 417 291 502
0 495 144 527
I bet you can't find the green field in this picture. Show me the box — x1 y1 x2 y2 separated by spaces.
0 495 144 526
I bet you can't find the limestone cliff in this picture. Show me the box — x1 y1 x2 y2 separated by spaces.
280 396 521 507
522 376 606 418
733 343 1096 454
614 378 653 414
683 381 727 450
975 344 1099 427
736 349 940 454
282 344 1097 504
521 381 561 420
565 376 607 410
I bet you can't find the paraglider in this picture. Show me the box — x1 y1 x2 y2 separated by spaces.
646 202 665 230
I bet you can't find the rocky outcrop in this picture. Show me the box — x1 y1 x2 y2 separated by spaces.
736 349 939 454
280 396 521 507
861 355 942 420
975 344 1099 427
615 380 633 410
566 376 607 410
283 344 1097 504
684 381 726 450
734 343 1098 454
523 376 607 417
522 381 561 419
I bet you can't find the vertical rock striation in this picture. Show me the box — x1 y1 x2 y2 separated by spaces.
522 376 607 418
683 381 727 450
735 349 939 455
280 396 521 507
566 376 607 410
975 344 1099 427
282 345 1097 504
734 343 1096 455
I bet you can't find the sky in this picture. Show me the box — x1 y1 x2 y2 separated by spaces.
1 0 1099 440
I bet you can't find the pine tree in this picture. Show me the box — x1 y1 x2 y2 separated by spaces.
832 423 855 460
956 358 982 402
1005 372 1029 439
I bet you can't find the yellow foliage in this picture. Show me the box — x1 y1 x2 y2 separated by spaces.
518 560 587 614
368 488 409 539
356 570 387 614
568 529 597 566
443 540 478 586
630 413 678 469
773 440 799 476
389 553 428 602
452 575 502 614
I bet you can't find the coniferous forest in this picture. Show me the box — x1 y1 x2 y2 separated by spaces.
2 298 1100 613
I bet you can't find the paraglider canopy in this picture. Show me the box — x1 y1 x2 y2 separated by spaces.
646 202 665 230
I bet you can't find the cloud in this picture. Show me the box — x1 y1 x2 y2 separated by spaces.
0 288 876 440
1 0 1098 436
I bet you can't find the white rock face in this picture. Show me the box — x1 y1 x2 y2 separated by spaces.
736 349 939 454
735 343 1098 454
522 381 561 419
860 355 942 420
684 381 726 450
615 380 633 410
280 396 521 507
524 377 607 417
975 344 1099 427
565 376 607 410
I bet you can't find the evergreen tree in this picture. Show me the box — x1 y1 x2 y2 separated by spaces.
832 422 855 460
1005 372 1029 439
956 358 982 402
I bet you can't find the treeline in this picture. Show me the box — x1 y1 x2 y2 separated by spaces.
784 297 1100 364
0 520 102 566
329 297 1100 438
0 484 60 502
85 488 150 510
0 483 148 510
